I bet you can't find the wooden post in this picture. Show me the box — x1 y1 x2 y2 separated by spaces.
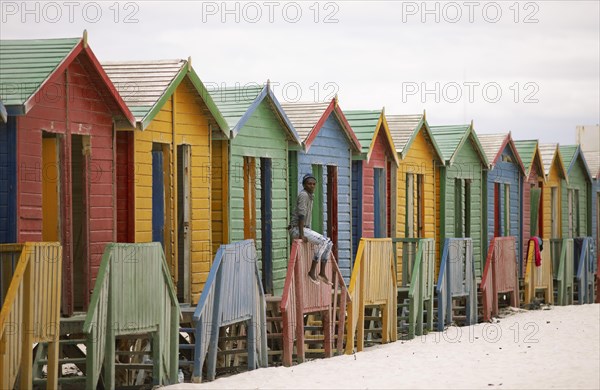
323 308 332 358
356 255 365 352
20 258 33 390
207 265 223 381
293 250 305 363
170 303 179 383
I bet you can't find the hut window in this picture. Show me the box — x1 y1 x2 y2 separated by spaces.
243 156 257 240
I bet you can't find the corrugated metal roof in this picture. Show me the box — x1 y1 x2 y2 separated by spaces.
209 85 264 131
514 140 538 174
0 37 80 106
478 133 508 165
103 59 186 122
430 124 488 167
429 125 470 163
280 101 330 142
344 110 382 155
539 143 560 176
581 149 600 179
386 114 423 154
560 144 592 179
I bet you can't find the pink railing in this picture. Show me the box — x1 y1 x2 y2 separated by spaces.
280 240 349 366
480 237 519 321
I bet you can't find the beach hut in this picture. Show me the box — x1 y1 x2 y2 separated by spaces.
559 145 593 239
430 123 489 278
209 83 301 294
386 113 444 282
514 140 546 271
103 59 228 305
539 144 568 241
0 34 135 315
344 109 399 262
281 99 362 280
478 133 526 271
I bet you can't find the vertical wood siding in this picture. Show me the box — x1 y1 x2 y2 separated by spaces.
485 146 522 267
438 141 485 279
543 161 562 239
131 77 213 303
228 101 289 294
562 157 590 238
295 115 353 281
16 57 116 308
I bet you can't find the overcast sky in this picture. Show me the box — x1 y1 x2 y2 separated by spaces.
2 0 599 145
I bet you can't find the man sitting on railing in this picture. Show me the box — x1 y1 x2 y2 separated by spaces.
288 173 333 285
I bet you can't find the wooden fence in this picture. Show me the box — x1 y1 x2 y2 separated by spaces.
345 238 397 353
0 242 62 390
191 240 267 381
480 237 519 321
280 240 349 366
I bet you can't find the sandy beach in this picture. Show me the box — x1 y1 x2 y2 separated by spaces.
166 304 600 390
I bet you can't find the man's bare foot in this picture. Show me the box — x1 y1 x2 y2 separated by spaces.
308 272 320 285
318 273 332 286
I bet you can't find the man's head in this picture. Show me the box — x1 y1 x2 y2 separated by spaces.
302 173 317 193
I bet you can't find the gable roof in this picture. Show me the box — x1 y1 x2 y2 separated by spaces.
281 99 361 153
514 139 545 179
0 100 6 123
209 82 301 144
386 112 444 163
559 144 592 182
580 149 599 180
0 33 134 126
478 132 526 175
429 123 489 167
103 59 229 135
539 143 568 180
344 109 399 166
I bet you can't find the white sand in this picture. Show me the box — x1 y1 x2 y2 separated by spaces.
167 304 600 389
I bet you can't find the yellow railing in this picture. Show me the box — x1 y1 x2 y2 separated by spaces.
0 242 62 390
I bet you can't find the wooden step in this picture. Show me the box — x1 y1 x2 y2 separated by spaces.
33 376 86 385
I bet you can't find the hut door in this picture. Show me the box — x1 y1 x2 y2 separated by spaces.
260 158 273 294
116 132 134 243
504 184 511 236
71 134 90 312
538 181 544 237
494 183 501 237
0 117 16 244
177 145 191 303
243 157 257 240
327 166 338 260
311 165 323 234
551 187 559 238
417 174 424 238
567 189 574 238
42 134 61 242
374 168 386 238
406 173 414 238
530 187 542 237
152 144 166 247
573 189 580 237
351 161 362 262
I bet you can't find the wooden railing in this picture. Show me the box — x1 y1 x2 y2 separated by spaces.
280 240 349 366
345 238 396 353
436 238 477 331
83 243 180 389
392 238 435 338
523 239 553 304
575 237 595 304
192 240 267 381
480 237 519 321
0 242 62 390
